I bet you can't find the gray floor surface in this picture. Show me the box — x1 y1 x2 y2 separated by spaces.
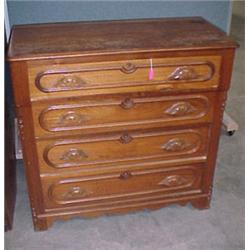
5 15 244 250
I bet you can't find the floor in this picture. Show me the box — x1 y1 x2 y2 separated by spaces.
5 15 244 250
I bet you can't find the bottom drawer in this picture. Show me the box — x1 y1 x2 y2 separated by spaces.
42 165 204 209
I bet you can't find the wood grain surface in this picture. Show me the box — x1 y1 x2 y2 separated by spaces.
7 17 237 61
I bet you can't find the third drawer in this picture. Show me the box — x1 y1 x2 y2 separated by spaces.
36 126 210 174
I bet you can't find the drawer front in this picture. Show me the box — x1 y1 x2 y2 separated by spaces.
28 55 221 100
33 92 214 138
42 166 204 208
37 126 209 173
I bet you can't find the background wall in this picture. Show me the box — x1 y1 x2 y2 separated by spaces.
7 0 231 32
232 0 244 18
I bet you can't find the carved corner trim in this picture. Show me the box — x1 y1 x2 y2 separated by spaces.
219 93 228 123
207 184 213 203
30 196 38 223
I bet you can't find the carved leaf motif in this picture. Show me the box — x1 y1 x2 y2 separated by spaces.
168 66 198 81
55 75 86 89
158 175 190 187
162 138 191 152
59 111 85 126
165 102 197 116
63 186 88 199
60 148 88 162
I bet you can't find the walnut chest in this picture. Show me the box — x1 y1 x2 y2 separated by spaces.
7 17 238 231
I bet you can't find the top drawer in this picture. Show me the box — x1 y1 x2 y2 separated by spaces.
28 55 221 100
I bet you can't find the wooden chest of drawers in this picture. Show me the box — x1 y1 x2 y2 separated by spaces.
7 17 237 231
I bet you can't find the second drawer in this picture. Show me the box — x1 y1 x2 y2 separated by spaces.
32 92 215 138
36 126 209 173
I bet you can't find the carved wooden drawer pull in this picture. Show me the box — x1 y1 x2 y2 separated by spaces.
119 133 133 144
120 98 135 109
119 171 133 180
165 102 197 116
159 175 188 187
59 111 85 126
60 148 88 162
162 138 189 152
168 66 198 81
64 186 87 198
55 75 86 89
120 63 137 74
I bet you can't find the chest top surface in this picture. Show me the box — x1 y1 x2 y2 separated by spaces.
7 17 237 62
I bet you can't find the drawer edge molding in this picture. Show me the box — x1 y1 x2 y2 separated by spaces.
35 61 215 93
39 156 207 177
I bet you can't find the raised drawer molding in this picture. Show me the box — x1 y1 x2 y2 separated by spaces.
7 17 237 231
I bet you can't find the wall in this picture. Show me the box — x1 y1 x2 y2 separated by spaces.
232 0 244 18
7 0 231 32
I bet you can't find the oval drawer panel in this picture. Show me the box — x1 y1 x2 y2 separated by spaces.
42 166 204 208
28 55 221 100
33 92 214 138
38 126 209 171
36 60 215 92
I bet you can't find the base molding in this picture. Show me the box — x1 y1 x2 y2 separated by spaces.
35 193 210 231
